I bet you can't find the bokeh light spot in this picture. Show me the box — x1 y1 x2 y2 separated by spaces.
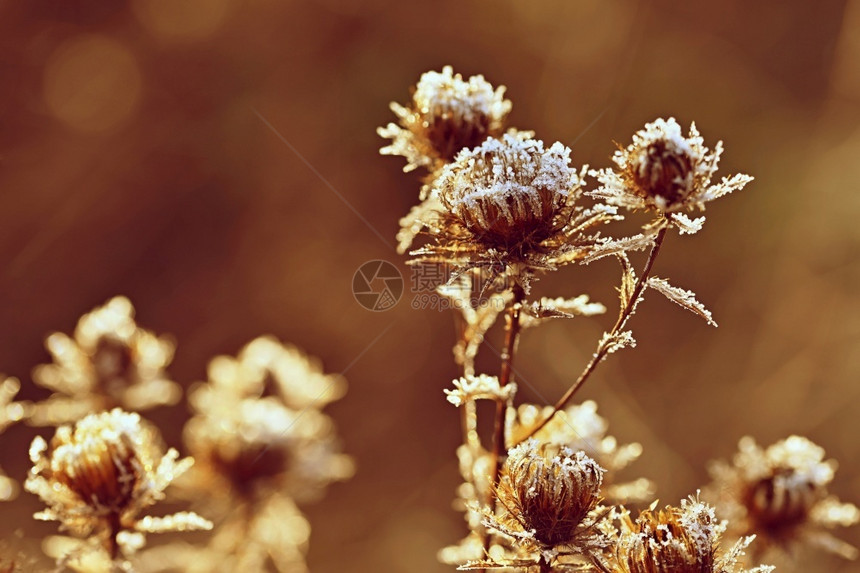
43 35 142 134
132 0 233 42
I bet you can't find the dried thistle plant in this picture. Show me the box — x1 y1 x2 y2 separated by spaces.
380 65 859 573
150 336 353 573
29 297 180 426
24 408 211 571
707 435 860 561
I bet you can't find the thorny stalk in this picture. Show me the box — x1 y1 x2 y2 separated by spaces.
520 223 668 442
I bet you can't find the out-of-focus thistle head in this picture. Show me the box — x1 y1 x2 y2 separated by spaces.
708 435 860 561
30 296 180 425
590 117 752 234
612 497 774 573
1 376 29 502
184 336 354 504
378 65 512 174
493 439 605 548
24 408 210 565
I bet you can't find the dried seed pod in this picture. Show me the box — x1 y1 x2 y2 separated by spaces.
25 408 209 563
378 66 511 173
496 439 604 547
614 497 773 573
437 133 578 251
590 117 752 233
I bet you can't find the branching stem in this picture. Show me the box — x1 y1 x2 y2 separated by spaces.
519 223 668 442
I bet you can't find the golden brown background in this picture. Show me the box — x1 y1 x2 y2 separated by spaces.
1 0 859 571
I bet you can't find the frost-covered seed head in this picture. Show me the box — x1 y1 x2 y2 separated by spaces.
632 136 695 208
378 66 511 172
497 439 604 547
744 468 823 532
590 117 752 230
437 133 578 250
42 410 150 512
618 502 717 573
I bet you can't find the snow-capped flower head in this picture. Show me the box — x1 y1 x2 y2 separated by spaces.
493 439 604 548
590 118 752 234
25 408 210 562
613 497 773 573
407 133 618 290
437 133 578 251
708 436 860 560
378 65 512 173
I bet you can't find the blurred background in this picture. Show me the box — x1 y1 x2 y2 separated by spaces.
1 0 860 571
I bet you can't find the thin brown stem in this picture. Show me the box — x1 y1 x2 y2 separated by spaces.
106 512 121 562
481 282 525 558
538 556 553 573
519 223 668 442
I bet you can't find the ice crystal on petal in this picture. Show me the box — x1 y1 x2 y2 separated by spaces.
482 440 610 569
520 295 606 328
411 133 617 288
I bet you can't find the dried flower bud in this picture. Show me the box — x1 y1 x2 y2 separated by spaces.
631 135 696 207
378 66 511 172
496 439 604 547
437 133 579 251
509 401 653 503
614 497 773 573
620 503 716 573
590 117 752 233
25 409 209 562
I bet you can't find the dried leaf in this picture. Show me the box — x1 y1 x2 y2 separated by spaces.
600 330 636 355
647 277 717 326
445 375 517 407
669 212 705 235
521 295 606 328
582 232 656 264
